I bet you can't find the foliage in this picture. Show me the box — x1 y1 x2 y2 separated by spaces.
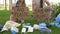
51 3 60 21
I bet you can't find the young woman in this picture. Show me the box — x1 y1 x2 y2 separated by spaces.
10 0 28 22
32 0 52 22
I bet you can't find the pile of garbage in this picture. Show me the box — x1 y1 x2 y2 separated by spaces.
0 20 51 34
1 12 60 34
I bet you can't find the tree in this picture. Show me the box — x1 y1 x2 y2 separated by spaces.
9 0 12 10
5 0 7 10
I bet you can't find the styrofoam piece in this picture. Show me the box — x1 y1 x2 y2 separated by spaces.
21 28 26 33
27 27 33 32
33 24 40 30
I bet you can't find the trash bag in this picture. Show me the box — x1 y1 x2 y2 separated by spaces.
55 24 60 28
11 30 16 34
55 23 60 28
39 22 47 29
0 24 3 31
33 24 40 30
49 22 55 26
55 14 60 22
40 29 51 33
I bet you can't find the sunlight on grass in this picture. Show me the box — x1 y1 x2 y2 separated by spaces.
0 5 9 10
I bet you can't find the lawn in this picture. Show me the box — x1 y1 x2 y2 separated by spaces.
0 10 60 34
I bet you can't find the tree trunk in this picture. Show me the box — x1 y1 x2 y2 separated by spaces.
5 0 7 10
9 0 12 10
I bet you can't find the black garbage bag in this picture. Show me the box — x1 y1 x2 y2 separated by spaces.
0 24 3 31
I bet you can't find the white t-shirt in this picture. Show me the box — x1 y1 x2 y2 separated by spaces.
32 0 49 8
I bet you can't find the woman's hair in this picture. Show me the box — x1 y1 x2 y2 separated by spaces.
40 0 43 8
16 0 26 7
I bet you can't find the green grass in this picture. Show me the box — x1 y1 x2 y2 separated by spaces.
0 10 60 34
0 10 10 24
